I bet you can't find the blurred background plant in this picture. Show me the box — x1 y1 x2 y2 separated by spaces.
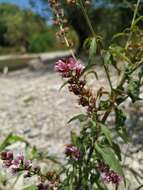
0 0 143 55
0 2 77 54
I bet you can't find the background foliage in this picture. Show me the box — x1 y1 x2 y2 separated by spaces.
0 3 77 54
1 0 143 54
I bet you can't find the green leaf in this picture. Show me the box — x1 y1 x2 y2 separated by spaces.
99 100 110 110
96 180 109 190
88 37 97 65
22 185 37 190
133 15 143 26
80 63 96 76
138 67 143 81
68 114 87 124
112 32 128 41
109 44 131 64
0 133 29 151
115 108 126 128
45 155 62 166
71 131 77 144
100 124 112 146
85 70 98 80
127 79 140 102
112 142 122 161
104 51 112 65
83 37 92 49
135 184 143 190
117 126 129 143
59 80 69 91
95 143 124 176
29 146 39 159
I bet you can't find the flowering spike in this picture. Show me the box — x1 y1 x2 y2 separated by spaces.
97 162 122 185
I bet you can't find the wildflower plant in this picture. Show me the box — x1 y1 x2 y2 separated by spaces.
0 0 143 190
51 0 143 189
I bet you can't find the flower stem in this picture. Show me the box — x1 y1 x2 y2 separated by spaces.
125 0 141 49
103 64 113 90
78 0 95 37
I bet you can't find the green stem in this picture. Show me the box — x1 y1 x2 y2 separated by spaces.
115 184 119 190
79 1 113 91
131 0 141 28
55 9 76 60
101 102 114 123
79 0 95 37
125 0 141 49
104 64 113 90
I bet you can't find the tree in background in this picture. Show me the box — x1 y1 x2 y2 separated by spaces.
1 0 142 53
33 0 142 51
0 3 47 52
0 3 78 54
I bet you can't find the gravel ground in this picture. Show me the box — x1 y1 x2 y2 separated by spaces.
0 63 143 189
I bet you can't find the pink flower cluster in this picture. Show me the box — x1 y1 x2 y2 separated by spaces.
0 151 59 190
65 144 81 161
97 162 122 185
55 57 84 78
0 151 32 174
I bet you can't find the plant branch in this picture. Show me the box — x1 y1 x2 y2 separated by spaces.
103 64 113 90
125 0 141 49
78 0 95 37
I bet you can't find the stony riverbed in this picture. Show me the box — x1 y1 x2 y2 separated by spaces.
0 63 143 189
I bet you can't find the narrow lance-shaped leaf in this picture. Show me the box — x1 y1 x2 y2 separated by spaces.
88 37 97 65
68 114 88 124
22 185 37 190
71 131 77 145
104 51 112 65
127 79 140 102
112 32 128 41
112 142 122 161
95 143 124 177
85 70 98 80
0 133 29 151
115 108 126 128
59 80 69 91
133 15 143 26
100 124 113 146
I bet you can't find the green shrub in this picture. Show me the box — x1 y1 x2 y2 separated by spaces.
28 32 56 53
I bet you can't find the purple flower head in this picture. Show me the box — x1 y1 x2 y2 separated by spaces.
97 162 122 185
0 151 7 160
65 144 81 161
0 151 13 161
1 151 33 175
75 62 85 77
1 151 14 168
55 57 84 78
11 164 20 174
55 59 70 77
13 154 24 166
6 152 14 160
3 160 13 168
67 57 78 70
